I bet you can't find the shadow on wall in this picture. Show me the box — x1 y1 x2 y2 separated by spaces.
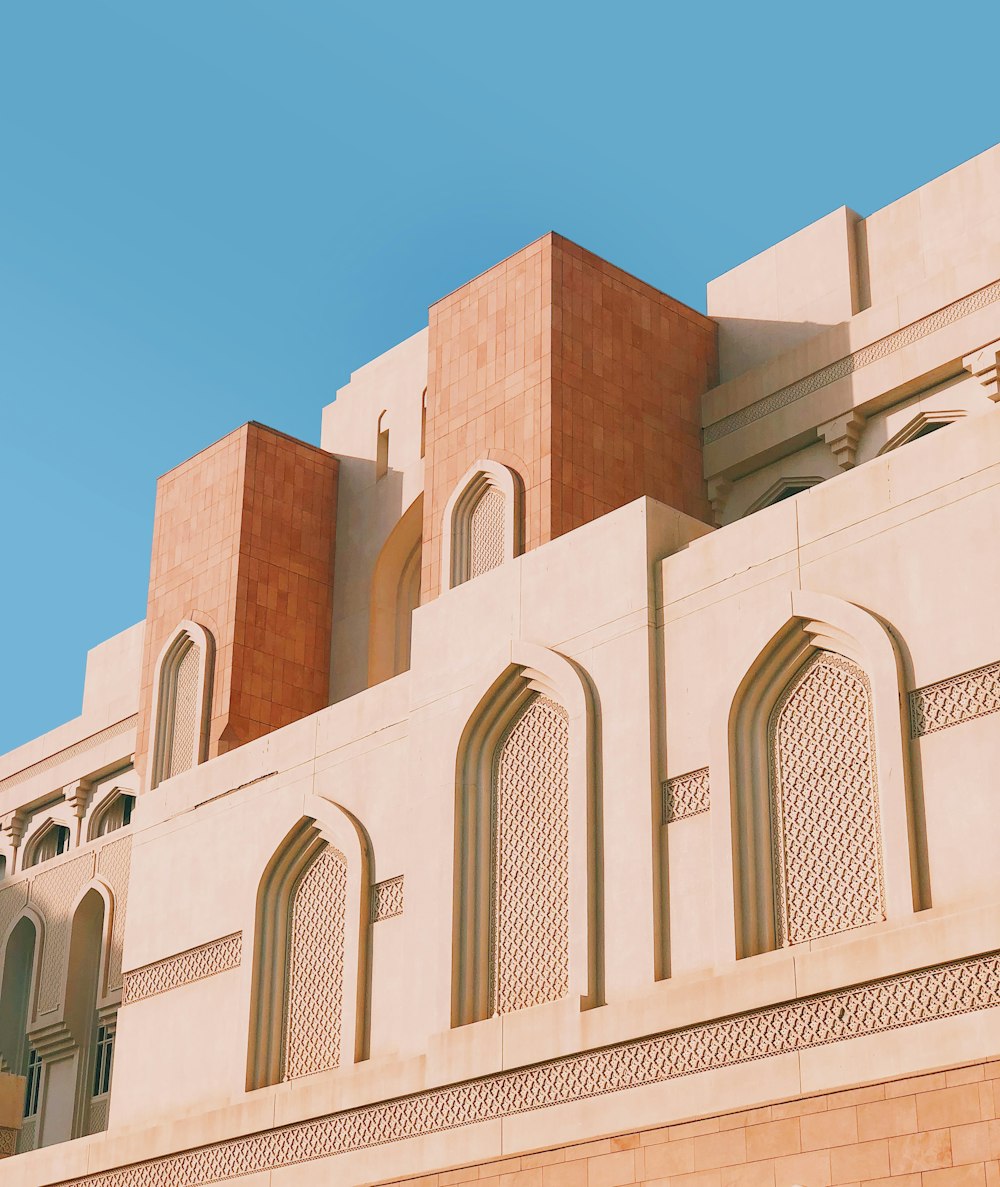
328 456 418 704
714 320 849 384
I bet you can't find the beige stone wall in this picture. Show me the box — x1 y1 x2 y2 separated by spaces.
378 1061 1000 1187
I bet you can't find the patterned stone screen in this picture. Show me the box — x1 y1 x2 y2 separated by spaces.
167 641 200 779
768 652 885 946
491 694 570 1014
282 845 348 1080
469 484 506 579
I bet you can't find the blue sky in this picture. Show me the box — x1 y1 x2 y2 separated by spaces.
1 1 997 753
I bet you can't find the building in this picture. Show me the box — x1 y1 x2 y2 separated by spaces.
1 144 1000 1187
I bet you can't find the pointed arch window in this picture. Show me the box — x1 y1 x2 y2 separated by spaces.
150 622 213 789
453 648 597 1027
443 460 523 589
89 790 135 840
23 822 70 869
878 410 965 455
0 915 39 1142
717 593 916 963
248 805 369 1090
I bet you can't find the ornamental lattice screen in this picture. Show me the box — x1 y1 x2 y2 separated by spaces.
468 485 506 579
167 641 200 779
282 845 347 1079
491 694 570 1014
768 651 885 946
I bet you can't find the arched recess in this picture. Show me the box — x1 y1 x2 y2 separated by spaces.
708 590 917 964
368 493 423 686
441 459 524 589
452 642 599 1027
247 795 371 1090
63 885 110 1138
149 620 214 789
0 911 41 1079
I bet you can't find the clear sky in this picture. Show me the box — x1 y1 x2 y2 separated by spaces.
1 1 998 754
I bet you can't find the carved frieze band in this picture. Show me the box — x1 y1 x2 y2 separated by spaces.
57 950 1000 1187
0 715 137 793
121 933 242 1006
371 876 404 922
662 768 710 822
704 278 1000 443
909 659 1000 737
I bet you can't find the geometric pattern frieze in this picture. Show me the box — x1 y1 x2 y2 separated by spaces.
121 933 242 1006
662 768 710 822
704 277 1000 442
371 875 404 922
492 694 570 1014
769 653 884 945
0 715 137 793
54 949 1000 1187
909 659 1000 736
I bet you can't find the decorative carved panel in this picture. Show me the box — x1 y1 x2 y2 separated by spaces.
0 1126 15 1157
662 768 710 822
88 1097 110 1136
492 695 569 1014
97 836 132 992
282 846 347 1080
0 882 28 951
469 485 506 578
55 950 1000 1187
122 933 241 1005
371 876 403 922
16 1117 35 1155
769 653 884 946
30 853 96 1013
909 659 1000 736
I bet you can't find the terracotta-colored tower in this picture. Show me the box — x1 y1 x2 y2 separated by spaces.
421 232 717 600
135 422 339 783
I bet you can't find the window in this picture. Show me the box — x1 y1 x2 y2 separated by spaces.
24 1048 41 1118
878 410 964 455
746 477 821 515
452 648 596 1027
23 823 70 869
420 388 427 458
90 791 136 839
444 461 523 589
376 410 389 480
150 623 213 789
248 808 369 1091
93 1025 114 1098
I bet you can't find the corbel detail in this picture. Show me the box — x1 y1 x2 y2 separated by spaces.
963 340 1000 401
64 779 92 844
707 477 732 527
27 1019 76 1063
820 409 866 470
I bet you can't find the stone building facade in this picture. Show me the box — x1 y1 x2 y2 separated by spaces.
1 146 1000 1186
